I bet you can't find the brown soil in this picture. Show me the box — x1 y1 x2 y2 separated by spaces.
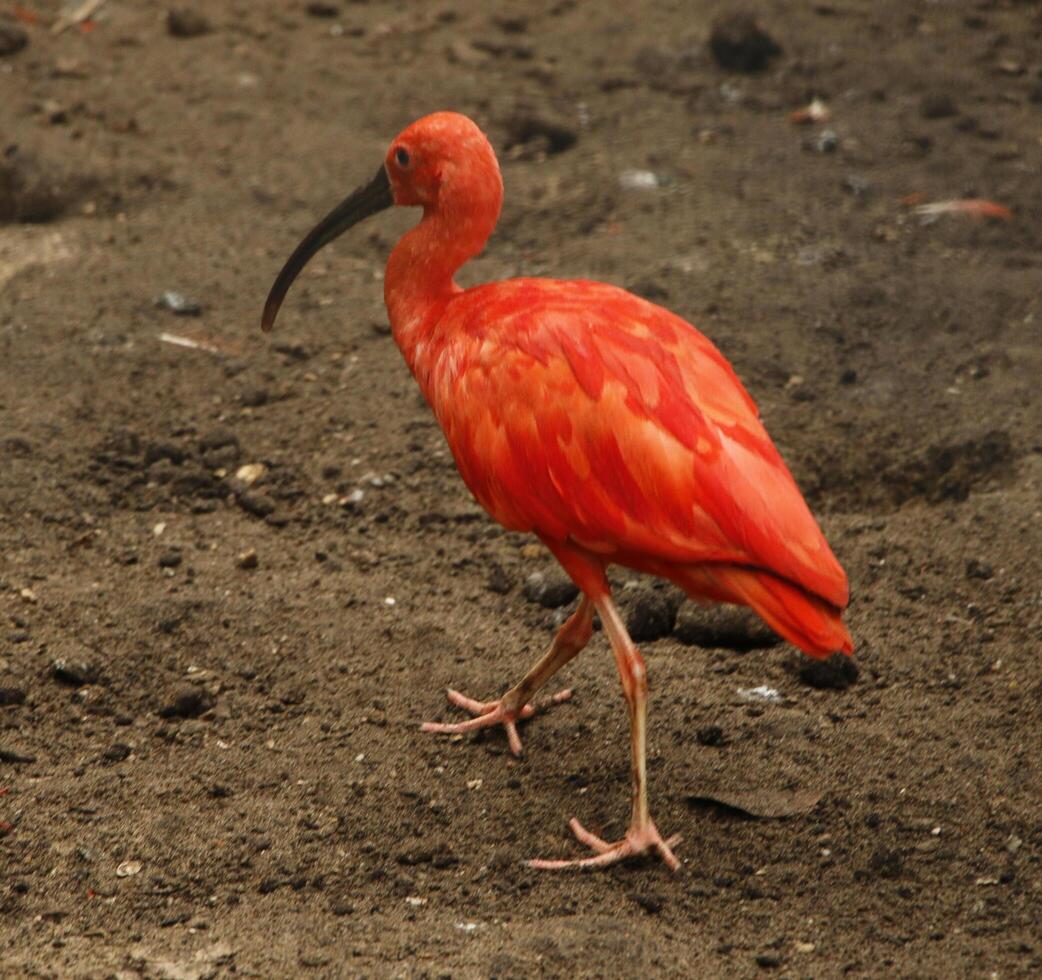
2 2 1041 977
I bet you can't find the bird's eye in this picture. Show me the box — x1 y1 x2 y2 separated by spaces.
395 147 411 167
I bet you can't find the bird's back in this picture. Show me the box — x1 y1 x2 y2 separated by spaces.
416 277 849 618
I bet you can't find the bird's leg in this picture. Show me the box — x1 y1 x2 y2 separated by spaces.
529 594 681 871
421 595 593 757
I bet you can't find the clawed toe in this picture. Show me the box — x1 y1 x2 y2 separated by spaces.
528 817 682 871
420 686 572 757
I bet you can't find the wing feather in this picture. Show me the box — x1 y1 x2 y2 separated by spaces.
431 279 849 609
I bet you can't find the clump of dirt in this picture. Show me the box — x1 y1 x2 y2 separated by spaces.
810 429 1017 511
0 146 94 223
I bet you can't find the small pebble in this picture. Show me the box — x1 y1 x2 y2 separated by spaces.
102 743 132 763
234 462 266 486
798 654 859 690
52 656 98 687
523 570 579 609
0 687 26 707
630 891 665 914
486 563 512 595
965 558 993 580
618 169 661 191
155 291 202 315
709 13 781 72
157 550 182 569
814 129 840 153
674 603 778 650
116 861 142 877
0 747 36 764
159 687 214 719
622 586 680 642
236 549 259 570
238 491 276 518
167 9 210 38
737 685 782 703
0 25 29 58
696 725 726 747
920 92 957 119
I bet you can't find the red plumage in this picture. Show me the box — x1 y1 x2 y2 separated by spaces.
419 278 851 658
263 111 853 871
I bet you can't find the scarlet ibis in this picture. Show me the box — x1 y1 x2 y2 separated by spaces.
262 112 852 871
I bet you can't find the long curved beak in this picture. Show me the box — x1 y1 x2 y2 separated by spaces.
261 165 393 332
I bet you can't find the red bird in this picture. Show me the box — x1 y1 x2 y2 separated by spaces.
262 112 852 871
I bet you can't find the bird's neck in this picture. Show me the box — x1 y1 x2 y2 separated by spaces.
384 195 499 372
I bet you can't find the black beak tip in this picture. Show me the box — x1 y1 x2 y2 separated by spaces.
259 165 392 335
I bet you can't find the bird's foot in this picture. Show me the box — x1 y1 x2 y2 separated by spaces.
528 816 681 871
420 687 572 758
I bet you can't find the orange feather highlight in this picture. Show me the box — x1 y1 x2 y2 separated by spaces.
413 279 849 650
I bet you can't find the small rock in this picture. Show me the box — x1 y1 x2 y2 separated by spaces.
523 570 579 609
486 563 512 595
737 685 782 703
144 441 186 466
868 847 902 879
199 428 239 453
155 291 202 316
965 558 993 580
709 13 781 72
696 724 726 747
272 340 310 361
330 898 354 916
166 9 210 38
238 491 277 519
236 549 259 570
618 169 662 191
446 38 492 66
0 24 28 58
630 891 665 914
305 1 339 14
674 603 779 650
798 653 859 690
233 462 266 487
502 109 578 157
813 129 840 153
202 443 240 469
157 550 183 569
920 92 957 119
755 952 783 969
240 386 269 408
622 586 680 642
52 655 99 687
103 743 132 763
116 860 142 878
159 686 214 719
842 174 871 197
0 747 36 764
0 687 26 707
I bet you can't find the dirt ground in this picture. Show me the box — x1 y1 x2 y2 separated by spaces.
1 0 1041 976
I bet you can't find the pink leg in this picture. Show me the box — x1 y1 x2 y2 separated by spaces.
421 595 594 757
529 593 681 871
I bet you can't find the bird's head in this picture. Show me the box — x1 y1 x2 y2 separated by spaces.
261 111 502 333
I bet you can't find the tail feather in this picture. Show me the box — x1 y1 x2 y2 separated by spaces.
672 563 853 659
